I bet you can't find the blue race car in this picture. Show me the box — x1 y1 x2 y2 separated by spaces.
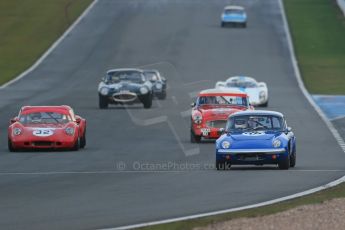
221 6 247 28
216 110 296 170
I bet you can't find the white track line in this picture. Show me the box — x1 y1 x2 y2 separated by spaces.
0 169 343 176
330 115 345 121
109 175 345 230
107 0 345 229
0 0 98 89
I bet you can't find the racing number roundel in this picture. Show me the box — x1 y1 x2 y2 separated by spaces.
32 129 54 137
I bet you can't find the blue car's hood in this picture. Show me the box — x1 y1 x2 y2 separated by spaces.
230 131 280 141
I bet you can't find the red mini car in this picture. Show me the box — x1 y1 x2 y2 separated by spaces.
8 105 86 151
190 88 253 142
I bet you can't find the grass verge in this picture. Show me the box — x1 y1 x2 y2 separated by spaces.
284 0 345 94
0 0 92 85
139 181 345 230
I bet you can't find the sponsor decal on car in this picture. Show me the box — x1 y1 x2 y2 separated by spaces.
242 131 265 136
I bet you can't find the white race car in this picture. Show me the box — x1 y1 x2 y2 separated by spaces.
215 76 268 107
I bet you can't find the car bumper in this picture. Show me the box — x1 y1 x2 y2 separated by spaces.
11 140 76 149
192 127 223 139
222 19 246 23
216 148 288 165
152 88 165 95
103 92 148 104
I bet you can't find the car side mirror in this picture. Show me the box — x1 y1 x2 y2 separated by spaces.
75 117 82 124
285 127 292 133
191 102 196 108
10 117 19 124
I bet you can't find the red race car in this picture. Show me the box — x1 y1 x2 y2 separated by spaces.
190 88 253 142
8 105 86 151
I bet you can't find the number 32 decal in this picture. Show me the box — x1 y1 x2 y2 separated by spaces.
32 129 54 137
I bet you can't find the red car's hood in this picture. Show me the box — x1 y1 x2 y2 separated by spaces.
22 123 69 129
198 106 246 120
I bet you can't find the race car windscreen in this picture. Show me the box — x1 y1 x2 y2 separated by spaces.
226 115 284 132
107 71 145 84
19 112 72 124
197 95 248 107
226 80 257 88
224 9 244 15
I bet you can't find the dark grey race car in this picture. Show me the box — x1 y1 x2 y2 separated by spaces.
142 69 167 100
98 68 153 109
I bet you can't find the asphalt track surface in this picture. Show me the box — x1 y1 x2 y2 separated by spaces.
1 0 345 229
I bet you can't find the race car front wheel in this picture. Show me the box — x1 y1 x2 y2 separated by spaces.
143 93 153 109
99 95 108 109
278 156 290 170
190 130 201 143
71 138 80 151
261 100 268 107
8 138 16 152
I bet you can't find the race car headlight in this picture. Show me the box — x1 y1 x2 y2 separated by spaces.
65 127 75 136
273 139 282 148
221 141 231 149
100 87 109 96
155 83 162 90
140 86 149 94
13 128 22 136
192 114 202 124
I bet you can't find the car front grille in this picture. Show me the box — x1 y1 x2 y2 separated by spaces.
113 92 137 102
206 120 227 129
236 153 266 161
33 141 53 146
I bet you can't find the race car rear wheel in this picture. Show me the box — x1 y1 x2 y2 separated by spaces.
190 130 201 143
278 156 290 170
80 131 86 149
242 22 247 28
99 95 108 109
8 138 16 152
143 93 153 109
261 100 268 107
290 147 296 168
221 22 225 27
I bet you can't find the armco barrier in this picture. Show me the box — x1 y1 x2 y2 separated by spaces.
337 0 345 16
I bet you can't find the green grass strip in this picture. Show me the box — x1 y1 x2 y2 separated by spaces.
284 0 345 94
0 0 92 85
